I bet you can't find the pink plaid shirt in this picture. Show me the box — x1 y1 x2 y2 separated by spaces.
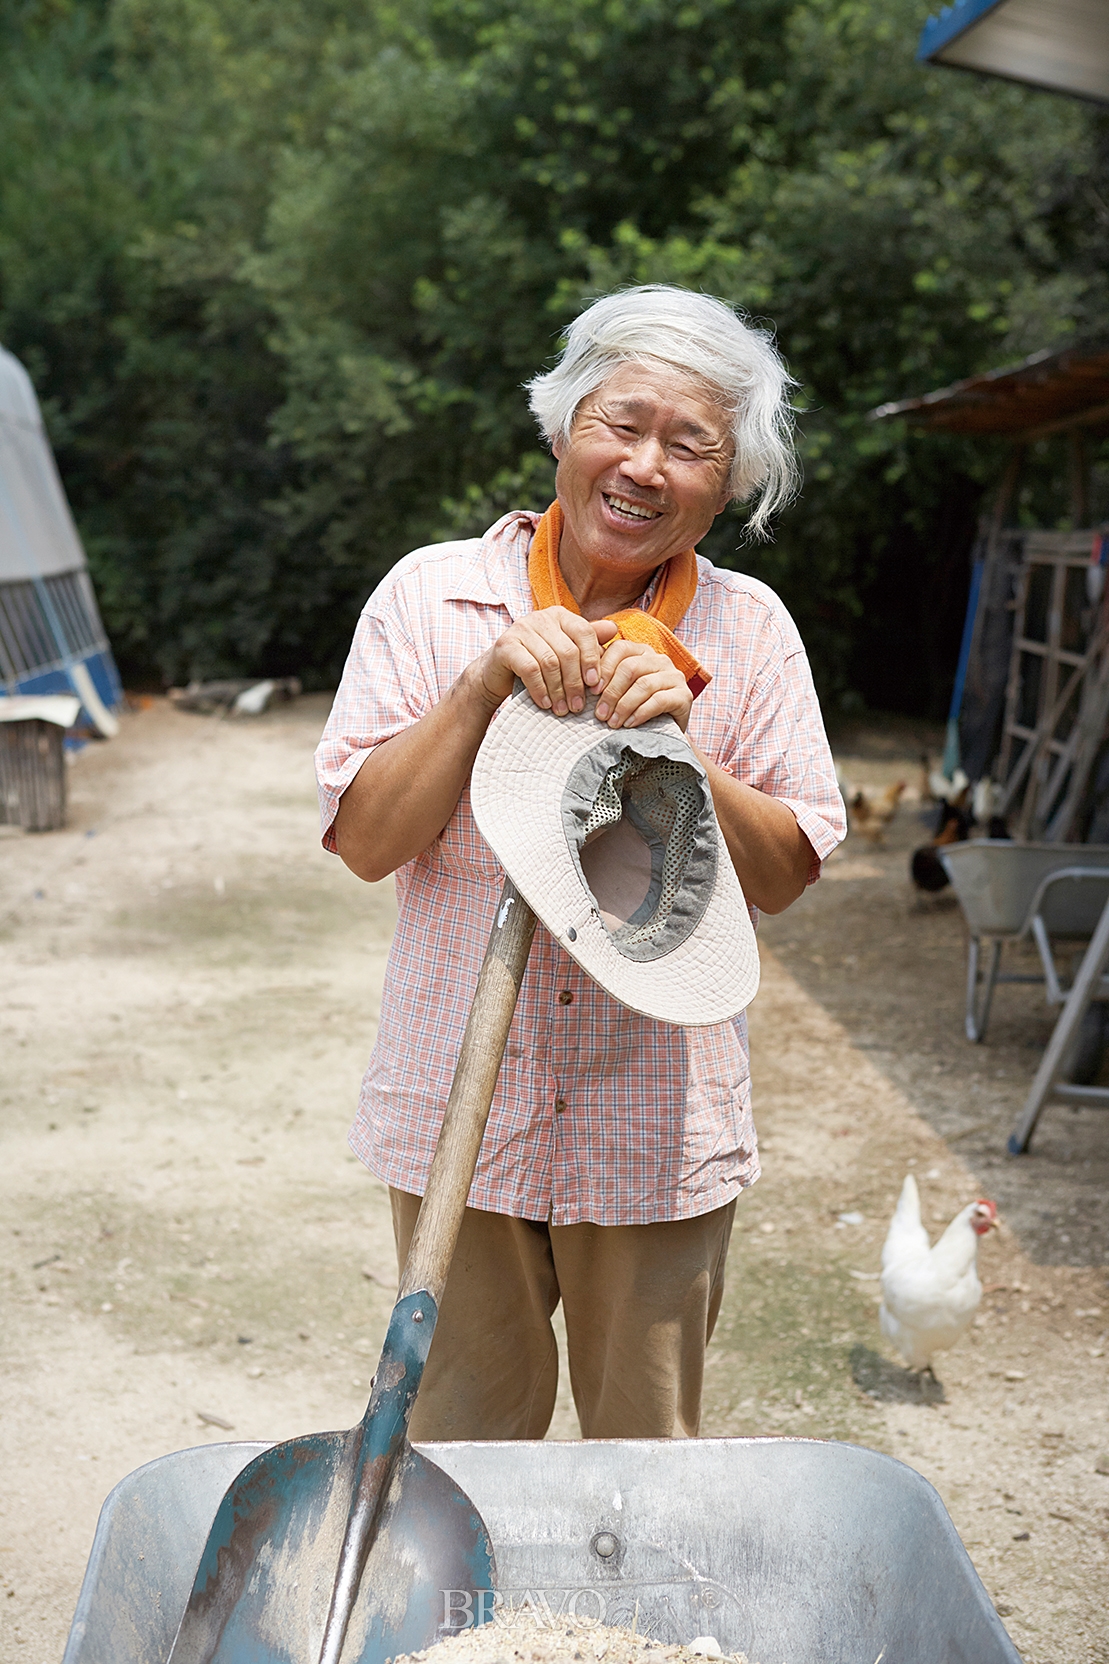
316 512 845 1226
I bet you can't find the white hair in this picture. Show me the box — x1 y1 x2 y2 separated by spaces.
526 284 799 539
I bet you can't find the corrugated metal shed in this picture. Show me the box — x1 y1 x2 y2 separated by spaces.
918 0 1109 104
0 345 120 734
870 343 1109 437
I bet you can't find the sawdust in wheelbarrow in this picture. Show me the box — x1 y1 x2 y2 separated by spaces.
390 1610 761 1664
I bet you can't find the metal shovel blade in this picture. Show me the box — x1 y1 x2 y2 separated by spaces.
168 1292 494 1664
167 1441 491 1664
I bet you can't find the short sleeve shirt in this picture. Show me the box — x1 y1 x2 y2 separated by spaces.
316 511 845 1226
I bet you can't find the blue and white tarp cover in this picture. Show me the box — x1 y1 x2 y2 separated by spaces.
0 344 120 735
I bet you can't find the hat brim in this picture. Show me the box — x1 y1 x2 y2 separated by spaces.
470 689 760 1026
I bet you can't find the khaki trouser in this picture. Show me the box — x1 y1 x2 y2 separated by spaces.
390 1189 736 1441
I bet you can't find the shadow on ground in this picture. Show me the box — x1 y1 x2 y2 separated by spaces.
850 1344 947 1406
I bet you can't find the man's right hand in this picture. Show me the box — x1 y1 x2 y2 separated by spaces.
472 607 620 717
336 607 618 882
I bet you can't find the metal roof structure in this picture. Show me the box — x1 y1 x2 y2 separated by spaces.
918 0 1109 104
870 342 1109 438
0 344 120 733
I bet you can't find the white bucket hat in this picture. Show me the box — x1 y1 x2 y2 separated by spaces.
470 685 760 1026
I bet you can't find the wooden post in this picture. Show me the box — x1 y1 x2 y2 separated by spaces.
990 444 1025 538
1069 429 1090 529
958 445 1026 785
0 719 66 831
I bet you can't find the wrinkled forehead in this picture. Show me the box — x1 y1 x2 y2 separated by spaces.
573 359 735 443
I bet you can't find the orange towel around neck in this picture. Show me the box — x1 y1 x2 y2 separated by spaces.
527 501 711 697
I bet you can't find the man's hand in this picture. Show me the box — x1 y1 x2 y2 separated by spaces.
337 612 694 884
594 638 693 732
475 608 692 731
476 607 618 716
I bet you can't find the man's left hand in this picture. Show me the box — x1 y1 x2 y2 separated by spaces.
594 639 693 731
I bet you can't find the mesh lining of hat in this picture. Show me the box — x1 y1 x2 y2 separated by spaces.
582 753 702 945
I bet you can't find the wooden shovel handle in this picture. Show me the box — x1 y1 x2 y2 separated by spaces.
398 878 537 1304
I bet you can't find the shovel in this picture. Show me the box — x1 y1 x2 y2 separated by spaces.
167 878 537 1664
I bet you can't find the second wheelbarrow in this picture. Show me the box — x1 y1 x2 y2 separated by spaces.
940 837 1109 1041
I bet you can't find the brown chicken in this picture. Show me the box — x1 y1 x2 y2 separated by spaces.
846 780 906 844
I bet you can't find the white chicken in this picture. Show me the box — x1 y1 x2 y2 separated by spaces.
878 1175 998 1372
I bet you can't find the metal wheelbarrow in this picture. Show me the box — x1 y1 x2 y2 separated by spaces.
940 838 1109 1041
63 1433 1021 1664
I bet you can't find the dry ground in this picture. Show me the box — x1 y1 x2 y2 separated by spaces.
1 700 1107 1664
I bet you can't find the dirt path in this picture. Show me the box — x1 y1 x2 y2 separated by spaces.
1 702 1106 1663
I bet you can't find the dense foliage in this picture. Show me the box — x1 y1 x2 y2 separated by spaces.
2 0 1108 709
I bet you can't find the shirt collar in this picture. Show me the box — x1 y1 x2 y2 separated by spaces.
442 509 675 621
443 510 541 622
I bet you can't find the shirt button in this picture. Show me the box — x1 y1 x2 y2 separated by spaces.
554 1098 567 1114
558 990 574 1006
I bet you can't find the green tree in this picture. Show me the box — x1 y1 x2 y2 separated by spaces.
1 0 1106 706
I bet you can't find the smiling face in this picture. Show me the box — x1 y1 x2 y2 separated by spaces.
551 359 735 615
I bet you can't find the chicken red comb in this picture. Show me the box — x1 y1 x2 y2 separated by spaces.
971 1198 998 1235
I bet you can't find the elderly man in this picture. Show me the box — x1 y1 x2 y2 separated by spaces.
316 284 845 1442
